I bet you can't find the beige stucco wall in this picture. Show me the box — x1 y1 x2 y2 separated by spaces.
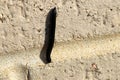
0 0 120 80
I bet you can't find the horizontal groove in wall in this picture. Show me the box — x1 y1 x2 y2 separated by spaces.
51 33 120 62
0 33 120 70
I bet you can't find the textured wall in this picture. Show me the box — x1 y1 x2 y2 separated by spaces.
0 0 120 80
0 0 120 54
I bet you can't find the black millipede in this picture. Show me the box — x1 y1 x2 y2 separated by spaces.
40 7 57 64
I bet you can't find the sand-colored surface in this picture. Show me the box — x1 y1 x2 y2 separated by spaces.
0 0 120 80
0 33 120 80
0 0 120 54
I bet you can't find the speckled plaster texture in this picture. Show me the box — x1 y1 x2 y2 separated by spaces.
0 0 120 80
0 52 120 80
0 0 120 54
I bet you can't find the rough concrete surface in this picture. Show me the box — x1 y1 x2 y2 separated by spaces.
0 0 120 54
31 53 120 80
0 0 120 80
